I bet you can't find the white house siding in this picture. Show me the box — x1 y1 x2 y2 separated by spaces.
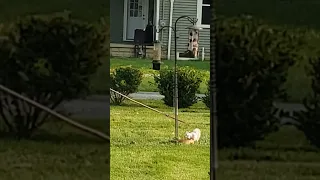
110 0 125 43
159 0 210 60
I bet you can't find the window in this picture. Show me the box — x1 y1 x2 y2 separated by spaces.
129 0 142 17
197 0 211 28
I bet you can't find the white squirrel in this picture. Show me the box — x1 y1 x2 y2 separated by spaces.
185 128 201 142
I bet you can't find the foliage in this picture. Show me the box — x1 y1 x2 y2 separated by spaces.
154 66 202 108
203 15 306 148
202 80 211 108
291 54 320 148
110 66 143 105
0 13 107 138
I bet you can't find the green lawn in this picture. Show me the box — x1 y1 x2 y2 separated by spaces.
0 118 109 180
110 58 210 71
110 100 210 179
111 99 320 179
111 57 312 102
111 58 210 94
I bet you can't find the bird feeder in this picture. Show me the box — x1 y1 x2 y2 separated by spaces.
187 25 200 58
152 40 162 70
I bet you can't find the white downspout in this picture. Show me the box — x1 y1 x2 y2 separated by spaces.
167 0 174 60
155 0 160 41
161 0 164 42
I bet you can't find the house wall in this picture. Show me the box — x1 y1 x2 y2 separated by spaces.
159 0 210 60
110 0 210 60
110 1 125 43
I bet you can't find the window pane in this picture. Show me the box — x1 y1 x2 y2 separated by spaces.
201 6 211 25
203 0 211 5
138 6 142 16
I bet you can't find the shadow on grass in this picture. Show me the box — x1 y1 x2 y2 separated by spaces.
219 125 320 162
222 146 320 162
111 99 208 110
111 102 160 109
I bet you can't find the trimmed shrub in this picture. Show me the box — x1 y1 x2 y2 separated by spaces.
110 66 143 105
203 15 306 148
0 13 107 138
154 66 202 108
202 80 210 108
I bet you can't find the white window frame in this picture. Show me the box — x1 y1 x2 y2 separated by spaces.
196 0 210 29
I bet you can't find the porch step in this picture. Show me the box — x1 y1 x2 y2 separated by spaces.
110 43 167 59
110 43 154 48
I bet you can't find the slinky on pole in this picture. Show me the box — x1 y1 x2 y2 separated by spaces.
0 84 110 141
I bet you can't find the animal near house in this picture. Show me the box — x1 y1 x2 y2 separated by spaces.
110 0 211 60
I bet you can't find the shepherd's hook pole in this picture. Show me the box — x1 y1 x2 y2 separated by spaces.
173 15 198 140
174 19 179 140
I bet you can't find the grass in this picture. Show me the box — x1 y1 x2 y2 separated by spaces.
0 118 109 180
111 58 210 94
110 57 310 102
110 58 210 71
111 99 320 179
111 100 210 179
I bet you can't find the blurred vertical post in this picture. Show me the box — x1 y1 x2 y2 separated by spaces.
210 0 218 179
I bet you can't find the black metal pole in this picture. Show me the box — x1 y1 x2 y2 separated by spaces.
210 0 218 179
172 15 195 140
173 19 179 139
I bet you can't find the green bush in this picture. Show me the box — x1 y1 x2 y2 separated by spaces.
110 66 143 105
0 13 107 139
202 80 210 108
291 55 320 148
203 15 306 148
154 66 202 108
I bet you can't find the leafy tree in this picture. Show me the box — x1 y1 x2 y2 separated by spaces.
0 13 107 138
203 15 305 148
